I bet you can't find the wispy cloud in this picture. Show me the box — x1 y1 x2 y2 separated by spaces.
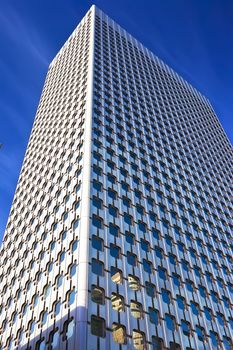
0 6 50 66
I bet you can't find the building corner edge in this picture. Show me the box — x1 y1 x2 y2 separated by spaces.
76 5 95 350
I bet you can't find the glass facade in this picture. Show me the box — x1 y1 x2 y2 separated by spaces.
0 5 232 350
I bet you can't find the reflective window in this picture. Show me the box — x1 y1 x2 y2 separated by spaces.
112 323 126 344
91 285 105 304
91 315 106 337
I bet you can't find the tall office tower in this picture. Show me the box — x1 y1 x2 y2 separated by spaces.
0 5 233 350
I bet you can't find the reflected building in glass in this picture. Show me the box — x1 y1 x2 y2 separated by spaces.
0 5 233 350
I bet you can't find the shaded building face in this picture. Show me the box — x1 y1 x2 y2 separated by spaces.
0 5 233 350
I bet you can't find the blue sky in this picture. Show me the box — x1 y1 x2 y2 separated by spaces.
0 0 232 240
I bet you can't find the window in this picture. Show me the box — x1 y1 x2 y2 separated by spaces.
143 259 152 274
111 293 124 312
152 336 164 350
71 196 79 210
210 331 219 347
126 231 135 245
132 330 146 350
91 315 106 338
149 307 159 325
91 285 105 304
124 213 132 225
162 289 171 304
109 223 119 237
108 188 117 199
22 303 29 316
223 336 232 350
145 281 156 297
33 294 39 307
136 204 144 215
71 240 78 252
110 244 121 259
18 330 26 346
68 290 76 305
111 267 122 284
128 275 140 290
63 318 75 340
176 296 185 310
181 259 190 272
181 320 191 336
155 246 163 259
109 205 118 217
138 221 147 233
222 296 230 309
92 258 104 276
203 307 212 321
169 254 177 266
2 319 7 331
112 323 126 345
56 275 63 288
93 179 102 191
48 262 54 274
70 264 77 277
217 312 225 327
152 229 160 241
130 301 142 319
8 314 16 329
53 222 58 231
172 273 181 288
211 290 219 304
92 214 103 229
196 325 205 342
61 230 67 241
73 219 79 230
123 196 131 207
190 301 199 316
44 285 51 298
30 320 36 334
55 301 61 316
169 341 181 350
41 311 48 325
158 266 167 281
186 280 194 293
92 235 103 251
39 251 45 261
59 251 65 263
50 329 59 348
63 212 69 221
92 196 102 209
165 314 176 332
36 340 46 350
127 251 137 266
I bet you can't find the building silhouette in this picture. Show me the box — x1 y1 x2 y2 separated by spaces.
0 5 233 350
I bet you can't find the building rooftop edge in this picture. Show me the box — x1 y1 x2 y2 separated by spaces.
49 4 217 111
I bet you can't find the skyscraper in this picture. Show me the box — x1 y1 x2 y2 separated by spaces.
0 4 232 350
